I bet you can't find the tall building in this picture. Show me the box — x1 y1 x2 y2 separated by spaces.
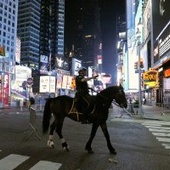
0 0 18 107
0 0 18 61
39 0 65 73
65 0 102 72
17 0 41 69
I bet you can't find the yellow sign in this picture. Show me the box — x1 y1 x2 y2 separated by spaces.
142 69 159 88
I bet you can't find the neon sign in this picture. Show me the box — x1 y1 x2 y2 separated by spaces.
164 68 170 78
142 69 159 88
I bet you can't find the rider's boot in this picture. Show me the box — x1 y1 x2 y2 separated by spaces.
81 112 90 124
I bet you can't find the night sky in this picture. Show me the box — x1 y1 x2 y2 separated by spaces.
100 0 125 85
65 0 126 85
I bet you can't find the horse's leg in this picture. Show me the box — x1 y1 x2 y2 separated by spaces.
47 120 56 148
85 123 99 153
55 120 70 152
100 122 117 155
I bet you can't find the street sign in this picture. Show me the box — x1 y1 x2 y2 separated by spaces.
27 77 33 86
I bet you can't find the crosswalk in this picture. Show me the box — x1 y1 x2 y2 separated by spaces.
142 121 170 151
0 154 62 170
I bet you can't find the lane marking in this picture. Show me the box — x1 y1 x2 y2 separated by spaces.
156 137 170 143
29 160 62 170
148 129 170 133
146 126 170 130
142 121 170 126
152 132 170 137
162 143 170 149
0 154 29 170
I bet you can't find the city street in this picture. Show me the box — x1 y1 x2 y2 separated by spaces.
0 108 170 170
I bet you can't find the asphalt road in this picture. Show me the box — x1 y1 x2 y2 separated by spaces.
0 111 170 170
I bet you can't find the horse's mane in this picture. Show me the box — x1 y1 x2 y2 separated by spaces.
95 86 120 107
98 86 119 97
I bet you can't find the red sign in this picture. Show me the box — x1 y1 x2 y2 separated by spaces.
164 68 170 78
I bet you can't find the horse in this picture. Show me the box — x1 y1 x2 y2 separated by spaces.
42 85 127 155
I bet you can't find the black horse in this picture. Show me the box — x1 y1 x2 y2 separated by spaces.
42 85 127 154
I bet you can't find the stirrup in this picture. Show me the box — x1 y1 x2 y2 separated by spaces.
72 107 78 113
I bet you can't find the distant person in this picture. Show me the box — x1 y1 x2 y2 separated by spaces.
143 97 146 105
75 67 98 123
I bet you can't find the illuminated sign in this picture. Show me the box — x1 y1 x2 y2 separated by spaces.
39 76 55 93
164 68 170 78
142 69 159 88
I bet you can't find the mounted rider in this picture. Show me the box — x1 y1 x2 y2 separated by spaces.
75 67 98 123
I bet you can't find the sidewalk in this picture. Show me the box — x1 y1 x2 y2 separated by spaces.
1 104 170 121
110 104 170 121
0 105 43 115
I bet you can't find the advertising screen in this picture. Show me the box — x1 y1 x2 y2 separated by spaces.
152 0 170 42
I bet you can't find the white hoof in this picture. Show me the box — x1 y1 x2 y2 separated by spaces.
47 140 55 148
108 156 118 163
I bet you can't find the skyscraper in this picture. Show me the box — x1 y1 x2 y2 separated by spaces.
39 0 65 73
65 0 102 71
0 0 18 107
0 0 18 61
17 0 41 69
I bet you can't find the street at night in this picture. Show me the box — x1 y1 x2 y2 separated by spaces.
0 108 170 170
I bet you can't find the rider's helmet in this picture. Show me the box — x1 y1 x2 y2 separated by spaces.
78 67 86 74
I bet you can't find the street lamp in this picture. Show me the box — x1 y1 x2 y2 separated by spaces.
48 39 51 98
136 24 144 117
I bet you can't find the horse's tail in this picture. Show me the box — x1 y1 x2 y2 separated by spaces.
42 98 52 134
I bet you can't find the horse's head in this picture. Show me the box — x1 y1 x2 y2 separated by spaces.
98 84 127 108
113 84 127 108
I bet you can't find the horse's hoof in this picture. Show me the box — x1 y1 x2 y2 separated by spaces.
63 147 70 152
47 140 55 148
85 149 94 154
109 157 118 163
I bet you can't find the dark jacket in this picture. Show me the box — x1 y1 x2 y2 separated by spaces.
75 75 89 94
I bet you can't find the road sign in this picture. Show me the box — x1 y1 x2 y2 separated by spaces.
27 77 33 86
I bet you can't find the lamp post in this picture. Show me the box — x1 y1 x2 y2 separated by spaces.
48 4 52 98
137 41 144 116
136 27 144 117
48 39 51 98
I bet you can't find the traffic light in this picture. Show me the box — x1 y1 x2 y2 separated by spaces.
140 60 144 68
134 62 138 70
0 46 5 56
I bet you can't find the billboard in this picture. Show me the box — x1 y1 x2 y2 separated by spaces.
152 0 170 42
39 55 49 74
142 69 159 88
15 38 21 64
71 58 82 76
39 76 55 93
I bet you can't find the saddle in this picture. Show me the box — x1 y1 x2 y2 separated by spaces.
68 97 96 122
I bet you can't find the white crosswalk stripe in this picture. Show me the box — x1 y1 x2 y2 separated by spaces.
0 154 29 170
142 121 170 152
29 160 62 170
0 154 62 170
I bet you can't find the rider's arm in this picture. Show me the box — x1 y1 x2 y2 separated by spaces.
81 75 98 82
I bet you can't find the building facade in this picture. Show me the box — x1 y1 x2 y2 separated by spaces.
39 0 65 73
65 0 102 72
124 0 170 107
17 0 41 69
0 0 18 61
0 0 18 107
